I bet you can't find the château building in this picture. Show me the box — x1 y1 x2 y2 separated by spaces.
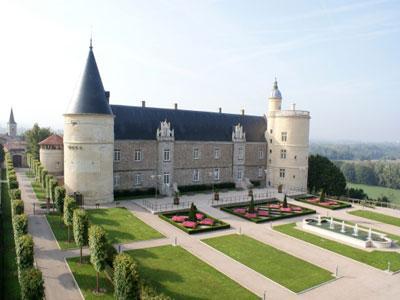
58 42 310 204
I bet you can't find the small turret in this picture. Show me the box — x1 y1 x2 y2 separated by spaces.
268 79 282 113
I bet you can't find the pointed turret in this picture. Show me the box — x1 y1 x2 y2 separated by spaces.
66 42 112 115
9 108 16 124
268 78 282 113
270 78 282 99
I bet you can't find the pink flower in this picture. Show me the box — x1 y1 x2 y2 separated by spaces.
199 218 214 226
233 208 246 214
172 216 188 223
269 204 281 209
258 210 269 217
245 213 257 219
196 213 204 220
182 221 197 228
280 207 292 213
291 207 302 212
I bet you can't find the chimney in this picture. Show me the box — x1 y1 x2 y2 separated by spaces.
142 100 146 108
219 107 222 113
292 103 296 111
174 103 178 110
105 91 110 103
241 109 245 116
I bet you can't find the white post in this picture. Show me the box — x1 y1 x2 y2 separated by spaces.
335 265 339 277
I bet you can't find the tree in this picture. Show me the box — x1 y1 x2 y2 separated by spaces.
64 196 76 243
113 253 140 300
308 154 346 196
0 143 4 163
73 209 89 263
24 123 52 159
320 189 326 202
282 194 288 208
20 268 45 300
248 195 255 213
188 203 197 222
89 225 108 293
17 234 34 271
54 186 66 223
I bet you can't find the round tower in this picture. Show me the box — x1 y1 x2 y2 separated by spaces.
266 80 310 193
64 41 114 204
39 134 64 175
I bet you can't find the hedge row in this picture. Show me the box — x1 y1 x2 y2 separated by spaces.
27 153 59 202
178 182 235 193
5 153 45 299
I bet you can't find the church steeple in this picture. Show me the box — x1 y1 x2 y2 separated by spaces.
9 108 16 124
7 108 17 137
66 41 112 115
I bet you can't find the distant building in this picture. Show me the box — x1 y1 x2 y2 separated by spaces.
42 42 311 204
39 134 64 175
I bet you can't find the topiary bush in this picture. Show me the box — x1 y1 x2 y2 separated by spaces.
10 188 21 200
12 199 25 215
17 234 34 271
64 196 76 242
20 268 45 300
140 281 172 300
113 253 140 300
54 186 66 215
283 194 288 208
13 214 28 237
73 209 89 263
89 225 108 293
188 203 197 222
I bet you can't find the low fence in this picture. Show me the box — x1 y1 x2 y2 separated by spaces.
340 197 400 211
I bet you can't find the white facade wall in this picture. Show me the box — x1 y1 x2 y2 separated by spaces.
63 114 114 204
39 148 64 175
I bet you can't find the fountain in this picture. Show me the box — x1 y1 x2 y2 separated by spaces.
302 217 394 249
353 224 359 237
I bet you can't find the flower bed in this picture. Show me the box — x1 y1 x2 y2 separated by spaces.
220 200 315 223
295 194 352 210
159 210 230 234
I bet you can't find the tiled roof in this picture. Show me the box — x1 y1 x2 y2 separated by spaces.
111 105 267 142
39 134 63 145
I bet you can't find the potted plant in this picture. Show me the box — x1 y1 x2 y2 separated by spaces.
214 190 219 201
173 192 180 205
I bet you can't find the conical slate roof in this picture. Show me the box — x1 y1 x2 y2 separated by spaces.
270 79 282 99
9 108 16 124
66 44 112 115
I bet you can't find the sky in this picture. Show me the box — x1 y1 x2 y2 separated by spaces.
0 0 399 142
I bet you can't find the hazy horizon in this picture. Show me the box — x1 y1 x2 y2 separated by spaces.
1 0 399 142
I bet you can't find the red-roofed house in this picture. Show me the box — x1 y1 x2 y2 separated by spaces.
39 134 64 175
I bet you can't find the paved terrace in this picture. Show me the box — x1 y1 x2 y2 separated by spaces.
15 168 400 300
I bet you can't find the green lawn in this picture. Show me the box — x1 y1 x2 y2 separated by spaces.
67 246 257 300
31 180 46 201
127 245 258 300
47 207 163 249
203 234 333 293
274 223 400 271
347 183 400 205
348 210 400 227
1 169 21 299
67 256 113 300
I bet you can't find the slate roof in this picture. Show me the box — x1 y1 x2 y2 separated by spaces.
9 108 16 124
111 105 267 142
39 134 63 145
66 44 112 115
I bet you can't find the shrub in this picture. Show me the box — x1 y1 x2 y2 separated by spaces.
9 178 19 189
54 186 66 215
248 195 255 213
64 196 76 242
178 182 235 193
17 234 34 271
114 188 156 198
106 243 118 267
283 194 288 208
89 225 108 293
12 199 25 215
113 253 140 300
73 209 89 263
20 268 45 300
10 188 21 200
13 214 28 237
320 189 326 202
188 203 197 222
140 281 172 300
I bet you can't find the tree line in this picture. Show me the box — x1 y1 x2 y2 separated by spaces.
336 160 400 190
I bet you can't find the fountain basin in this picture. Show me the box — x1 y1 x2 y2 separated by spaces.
302 217 393 249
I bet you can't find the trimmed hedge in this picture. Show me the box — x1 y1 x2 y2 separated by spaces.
178 182 235 193
294 195 352 210
114 188 156 199
10 188 21 200
113 253 140 300
159 210 230 234
12 200 24 215
13 214 28 237
16 235 34 271
20 268 45 300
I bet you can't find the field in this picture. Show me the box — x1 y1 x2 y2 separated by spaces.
204 234 334 293
347 183 400 205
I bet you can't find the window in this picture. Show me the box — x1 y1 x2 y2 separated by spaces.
281 132 287 142
269 149 272 154
163 172 170 185
114 150 121 162
280 149 287 159
270 139 272 144
134 173 142 186
237 169 243 180
163 149 170 162
258 148 264 159
214 148 220 159
238 147 244 160
213 168 220 180
192 169 200 182
113 174 120 187
279 168 286 178
134 149 142 161
294 155 297 160
270 129 273 134
193 148 200 160
258 167 263 178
